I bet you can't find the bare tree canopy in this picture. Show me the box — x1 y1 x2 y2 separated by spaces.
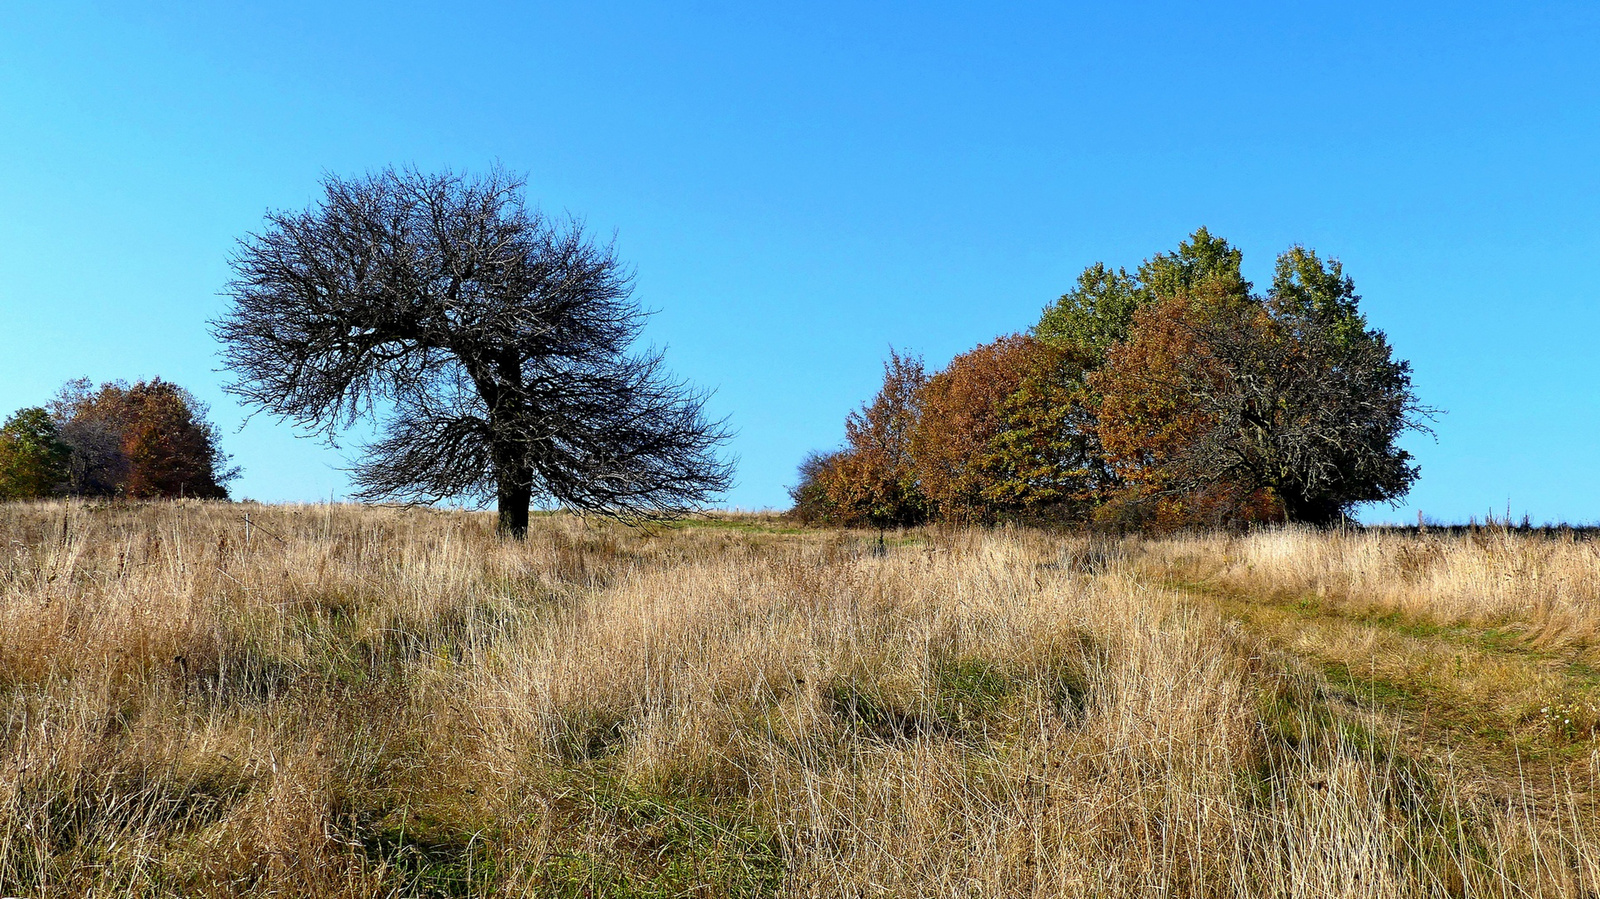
214 167 733 536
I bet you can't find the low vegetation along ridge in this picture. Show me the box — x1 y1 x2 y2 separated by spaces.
3 502 1598 896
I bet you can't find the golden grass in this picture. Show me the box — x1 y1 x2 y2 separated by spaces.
1 502 1597 896
1152 526 1600 656
1142 528 1600 758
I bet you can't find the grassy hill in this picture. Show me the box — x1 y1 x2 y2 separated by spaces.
1 502 1597 896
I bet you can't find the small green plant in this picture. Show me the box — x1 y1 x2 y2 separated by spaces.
360 817 501 898
823 677 943 741
552 706 631 761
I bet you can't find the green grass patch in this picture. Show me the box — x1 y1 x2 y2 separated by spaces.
534 789 784 898
933 656 1017 729
361 818 502 899
821 656 1027 744
662 516 814 536
823 677 945 742
549 706 632 762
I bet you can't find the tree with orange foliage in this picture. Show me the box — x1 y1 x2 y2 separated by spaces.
909 335 1039 521
807 351 928 529
1093 286 1282 528
1093 246 1427 527
50 378 238 499
908 335 1112 523
797 230 1426 531
120 381 235 498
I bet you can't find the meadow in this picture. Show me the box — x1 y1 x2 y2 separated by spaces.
1 501 1598 897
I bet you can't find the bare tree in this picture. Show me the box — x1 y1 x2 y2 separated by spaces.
214 167 733 536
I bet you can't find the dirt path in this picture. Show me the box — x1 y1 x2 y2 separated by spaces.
1164 573 1600 813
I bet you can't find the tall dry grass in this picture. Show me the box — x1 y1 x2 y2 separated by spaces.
1145 526 1600 657
0 502 1596 896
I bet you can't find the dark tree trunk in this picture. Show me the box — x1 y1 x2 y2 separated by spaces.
497 480 532 538
1279 490 1342 528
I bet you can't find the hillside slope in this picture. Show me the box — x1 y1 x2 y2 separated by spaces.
1 503 1596 897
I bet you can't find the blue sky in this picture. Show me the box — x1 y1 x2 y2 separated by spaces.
2 2 1596 522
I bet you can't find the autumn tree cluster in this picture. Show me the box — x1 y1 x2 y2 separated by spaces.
0 378 237 501
792 229 1429 530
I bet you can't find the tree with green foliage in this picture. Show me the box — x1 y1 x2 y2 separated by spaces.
0 408 70 500
980 340 1111 519
1035 227 1249 360
1135 226 1251 303
1034 263 1144 355
1254 246 1428 522
1267 245 1367 346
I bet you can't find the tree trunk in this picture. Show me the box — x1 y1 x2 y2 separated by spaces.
497 480 532 538
1279 490 1342 528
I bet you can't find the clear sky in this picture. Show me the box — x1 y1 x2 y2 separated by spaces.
2 2 1596 523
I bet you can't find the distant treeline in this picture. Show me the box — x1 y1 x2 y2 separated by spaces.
0 378 238 501
792 229 1431 530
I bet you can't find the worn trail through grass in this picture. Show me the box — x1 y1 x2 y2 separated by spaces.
1156 556 1600 812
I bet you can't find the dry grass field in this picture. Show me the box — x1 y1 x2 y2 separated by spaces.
2 501 1598 897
